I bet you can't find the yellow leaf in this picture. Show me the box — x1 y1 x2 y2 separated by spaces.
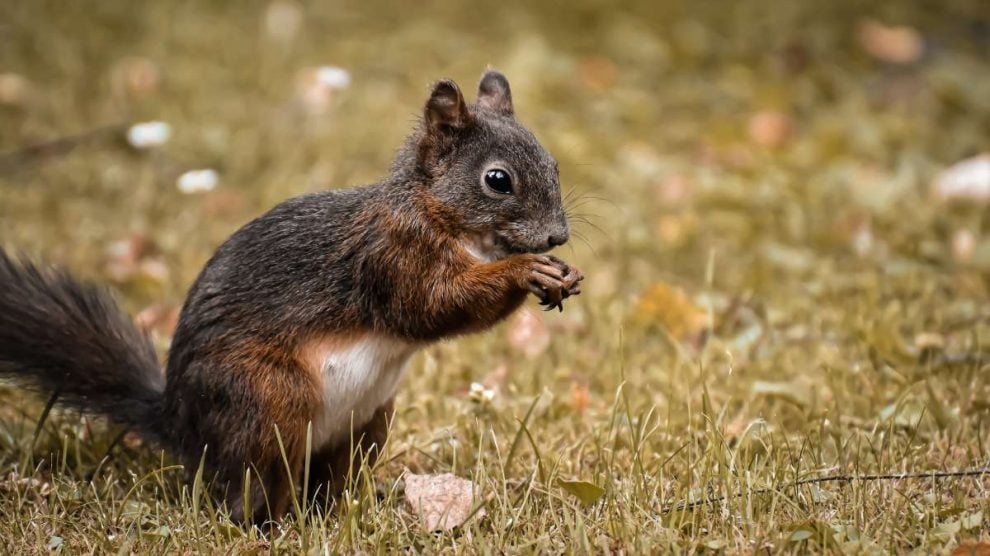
634 282 707 343
558 479 605 505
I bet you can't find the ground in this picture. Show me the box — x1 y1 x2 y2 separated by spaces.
0 0 988 553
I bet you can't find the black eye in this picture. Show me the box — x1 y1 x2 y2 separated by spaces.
484 169 513 195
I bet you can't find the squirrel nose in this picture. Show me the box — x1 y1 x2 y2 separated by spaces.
547 232 568 248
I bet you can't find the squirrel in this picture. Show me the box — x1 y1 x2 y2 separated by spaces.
0 69 583 524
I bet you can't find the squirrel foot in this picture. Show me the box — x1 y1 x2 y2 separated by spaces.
521 254 584 312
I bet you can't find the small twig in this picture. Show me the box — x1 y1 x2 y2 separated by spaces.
661 466 990 513
0 124 127 175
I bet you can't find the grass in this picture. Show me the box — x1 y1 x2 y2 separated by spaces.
1 0 988 553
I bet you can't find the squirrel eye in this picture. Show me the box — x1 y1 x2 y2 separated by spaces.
484 169 513 195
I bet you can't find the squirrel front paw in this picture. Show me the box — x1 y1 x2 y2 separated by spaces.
519 254 584 312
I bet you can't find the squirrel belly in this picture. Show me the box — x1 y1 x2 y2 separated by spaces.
297 333 419 450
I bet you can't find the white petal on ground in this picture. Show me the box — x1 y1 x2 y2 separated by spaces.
316 66 351 89
933 154 990 203
176 169 219 194
126 121 172 149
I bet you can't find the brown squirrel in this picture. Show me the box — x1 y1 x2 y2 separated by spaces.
0 69 582 524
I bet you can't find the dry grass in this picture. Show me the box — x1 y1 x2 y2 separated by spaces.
1 0 988 553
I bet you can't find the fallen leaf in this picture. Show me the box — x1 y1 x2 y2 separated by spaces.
403 471 484 532
857 19 923 64
557 479 605 505
748 110 793 148
952 540 990 556
0 73 31 106
577 56 618 91
654 172 694 206
789 529 814 542
655 215 697 247
634 282 708 344
569 381 591 415
507 308 550 358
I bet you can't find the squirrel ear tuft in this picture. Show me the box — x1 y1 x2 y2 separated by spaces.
425 79 471 131
477 69 513 115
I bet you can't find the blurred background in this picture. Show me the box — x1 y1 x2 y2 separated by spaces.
0 0 988 550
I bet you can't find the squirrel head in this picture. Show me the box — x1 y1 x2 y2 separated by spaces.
412 69 568 259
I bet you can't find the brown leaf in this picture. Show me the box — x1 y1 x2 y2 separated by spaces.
634 282 708 344
0 73 31 107
569 381 591 415
747 111 793 148
507 308 550 358
577 56 618 91
654 172 694 207
403 471 484 531
857 19 923 64
952 540 990 556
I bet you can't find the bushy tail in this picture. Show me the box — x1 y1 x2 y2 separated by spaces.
0 248 168 445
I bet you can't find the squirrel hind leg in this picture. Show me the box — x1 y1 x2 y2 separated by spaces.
307 398 395 510
173 346 321 525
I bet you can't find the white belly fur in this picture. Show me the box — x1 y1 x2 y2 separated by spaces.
303 335 418 451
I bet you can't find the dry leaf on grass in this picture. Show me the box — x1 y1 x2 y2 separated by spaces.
577 56 618 91
634 282 708 345
748 111 793 148
404 471 484 532
557 479 605 505
0 73 31 106
857 19 923 64
569 381 591 415
952 540 990 556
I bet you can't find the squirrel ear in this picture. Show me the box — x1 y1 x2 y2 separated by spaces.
424 79 471 132
477 69 513 115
